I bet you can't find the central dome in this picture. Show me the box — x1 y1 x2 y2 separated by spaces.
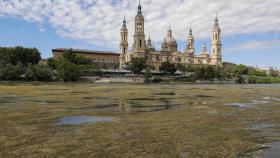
164 36 177 45
164 28 177 45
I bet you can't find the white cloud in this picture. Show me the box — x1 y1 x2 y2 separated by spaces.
0 0 280 51
225 40 280 52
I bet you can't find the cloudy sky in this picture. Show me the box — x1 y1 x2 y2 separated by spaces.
0 0 279 68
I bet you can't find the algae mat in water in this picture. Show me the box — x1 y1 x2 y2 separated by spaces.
0 83 279 157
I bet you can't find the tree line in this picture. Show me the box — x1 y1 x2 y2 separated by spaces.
126 57 280 83
0 47 100 82
0 47 279 83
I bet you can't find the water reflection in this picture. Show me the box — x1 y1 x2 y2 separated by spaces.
257 142 280 158
56 116 115 125
225 100 271 108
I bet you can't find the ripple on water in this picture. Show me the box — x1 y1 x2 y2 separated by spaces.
56 116 115 125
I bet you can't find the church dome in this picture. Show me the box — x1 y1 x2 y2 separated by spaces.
164 27 177 46
164 36 177 45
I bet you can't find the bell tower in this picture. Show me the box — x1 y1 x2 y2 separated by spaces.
187 28 195 51
211 15 222 66
119 17 128 69
133 0 146 57
185 27 195 64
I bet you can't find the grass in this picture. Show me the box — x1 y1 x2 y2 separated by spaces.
0 83 279 157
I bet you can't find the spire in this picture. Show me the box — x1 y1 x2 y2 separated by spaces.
137 0 142 15
189 27 192 36
202 42 207 52
167 21 172 36
169 21 171 30
147 35 152 45
214 13 219 27
122 16 126 28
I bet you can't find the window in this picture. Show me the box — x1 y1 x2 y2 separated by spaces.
140 40 142 47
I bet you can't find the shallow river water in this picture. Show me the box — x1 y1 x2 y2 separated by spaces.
0 83 279 157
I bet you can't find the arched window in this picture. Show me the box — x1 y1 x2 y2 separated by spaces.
140 40 142 47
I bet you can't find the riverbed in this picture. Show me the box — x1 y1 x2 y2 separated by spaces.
0 83 279 157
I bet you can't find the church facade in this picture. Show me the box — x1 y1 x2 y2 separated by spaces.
119 2 222 70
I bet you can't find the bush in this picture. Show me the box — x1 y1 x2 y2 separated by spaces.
47 58 58 70
270 77 280 83
34 64 52 81
256 77 271 84
152 77 163 83
160 61 177 75
178 76 195 82
247 75 257 84
176 63 187 73
127 57 148 74
235 75 245 84
0 63 25 80
57 60 80 82
144 68 152 83
24 64 37 81
24 64 52 81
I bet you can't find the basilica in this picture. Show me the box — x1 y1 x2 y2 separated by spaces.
119 1 223 70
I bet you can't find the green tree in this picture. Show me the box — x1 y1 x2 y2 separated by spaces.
24 64 37 81
0 63 25 80
127 57 148 74
75 55 92 65
176 63 187 73
247 75 257 84
47 58 58 70
0 46 41 66
186 64 194 72
248 68 266 77
160 61 177 75
233 64 248 76
62 49 77 63
194 67 206 80
57 60 81 82
205 66 215 81
235 74 245 84
143 68 152 83
34 64 52 81
214 66 224 80
24 64 52 81
268 68 278 77
80 64 101 76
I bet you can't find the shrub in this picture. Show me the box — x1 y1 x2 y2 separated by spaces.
24 64 52 81
57 60 80 82
127 57 148 74
160 61 177 75
34 64 52 81
0 63 25 80
24 64 37 81
152 77 163 83
247 75 257 84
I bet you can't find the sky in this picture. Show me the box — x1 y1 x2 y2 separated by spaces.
0 0 279 69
